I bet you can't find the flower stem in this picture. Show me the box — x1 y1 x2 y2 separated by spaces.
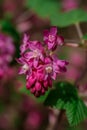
75 23 83 40
74 23 87 85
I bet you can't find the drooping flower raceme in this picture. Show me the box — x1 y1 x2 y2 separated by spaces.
17 27 68 97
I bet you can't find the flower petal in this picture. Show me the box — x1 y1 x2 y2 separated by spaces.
50 27 57 36
18 67 26 75
48 42 54 50
24 52 33 60
57 35 64 45
33 58 38 68
43 30 49 41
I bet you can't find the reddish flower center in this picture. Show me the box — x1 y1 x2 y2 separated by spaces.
23 64 29 71
49 35 55 42
45 65 52 73
33 50 39 58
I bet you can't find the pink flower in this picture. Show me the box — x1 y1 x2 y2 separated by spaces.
44 57 57 80
20 34 44 68
17 27 68 97
43 27 64 50
20 34 30 54
26 64 51 97
44 56 68 80
26 56 68 97
17 57 31 76
23 41 44 67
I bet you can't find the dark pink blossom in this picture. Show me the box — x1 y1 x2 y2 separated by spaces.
20 35 44 68
20 34 30 54
26 65 51 97
23 41 44 68
43 27 64 50
17 27 68 97
44 57 59 80
17 57 31 76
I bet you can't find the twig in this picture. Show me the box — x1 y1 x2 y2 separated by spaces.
65 39 80 43
64 39 80 48
65 43 79 48
75 49 87 85
46 109 64 130
53 110 64 130
75 23 83 39
74 23 87 85
47 24 87 130
15 10 33 24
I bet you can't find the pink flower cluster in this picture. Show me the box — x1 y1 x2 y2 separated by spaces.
0 33 15 78
18 27 68 97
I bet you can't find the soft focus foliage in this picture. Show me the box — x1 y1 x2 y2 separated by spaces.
26 0 87 27
45 82 87 126
0 0 87 130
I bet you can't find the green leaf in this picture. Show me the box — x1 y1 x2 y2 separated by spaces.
44 81 87 126
44 81 78 108
26 0 87 27
0 101 5 113
82 34 87 40
0 19 20 58
51 9 87 27
0 19 20 42
26 0 60 18
66 99 87 126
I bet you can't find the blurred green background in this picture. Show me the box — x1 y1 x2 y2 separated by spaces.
0 0 87 130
